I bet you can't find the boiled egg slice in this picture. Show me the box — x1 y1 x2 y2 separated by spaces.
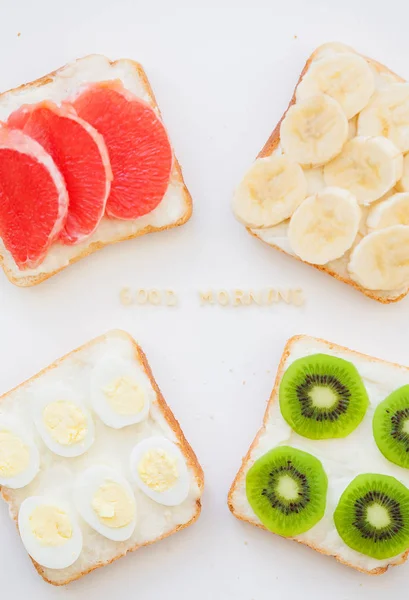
74 465 137 541
0 419 40 489
130 437 189 506
90 356 154 429
31 382 95 457
18 496 83 569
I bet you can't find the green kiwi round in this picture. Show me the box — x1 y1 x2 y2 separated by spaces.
334 473 409 559
246 445 328 536
279 354 369 439
373 386 409 469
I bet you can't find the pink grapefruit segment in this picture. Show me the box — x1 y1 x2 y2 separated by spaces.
8 101 112 245
0 127 68 269
71 81 173 220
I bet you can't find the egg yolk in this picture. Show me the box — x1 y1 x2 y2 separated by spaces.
137 449 179 492
29 505 72 547
43 401 87 446
0 430 30 478
103 376 145 416
92 481 135 528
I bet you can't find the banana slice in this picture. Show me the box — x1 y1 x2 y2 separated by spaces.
288 187 361 265
397 153 409 192
323 136 403 204
280 94 348 167
231 155 307 228
367 192 409 231
357 83 409 153
348 225 409 290
296 53 375 119
313 43 357 61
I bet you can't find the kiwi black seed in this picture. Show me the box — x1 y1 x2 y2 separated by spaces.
246 445 328 536
334 473 409 559
279 353 369 439
373 386 409 469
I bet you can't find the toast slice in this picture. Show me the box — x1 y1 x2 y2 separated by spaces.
0 55 192 287
228 335 409 574
239 43 408 303
0 330 203 585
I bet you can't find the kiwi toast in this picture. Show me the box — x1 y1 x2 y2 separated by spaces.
232 42 409 303
228 335 409 574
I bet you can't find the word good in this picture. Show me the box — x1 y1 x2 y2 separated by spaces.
120 288 178 306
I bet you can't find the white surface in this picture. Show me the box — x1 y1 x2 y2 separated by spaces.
231 336 409 572
3 0 409 598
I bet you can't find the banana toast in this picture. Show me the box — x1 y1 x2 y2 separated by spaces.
232 43 409 303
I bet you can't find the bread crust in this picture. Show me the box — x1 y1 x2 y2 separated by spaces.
0 58 193 287
0 330 203 585
248 44 408 304
227 334 409 575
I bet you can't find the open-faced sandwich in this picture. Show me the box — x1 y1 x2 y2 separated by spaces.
0 330 203 585
0 56 192 286
229 335 409 574
232 43 409 303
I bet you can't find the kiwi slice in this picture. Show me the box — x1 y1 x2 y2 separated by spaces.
334 473 409 559
246 445 327 536
279 353 369 439
373 386 409 468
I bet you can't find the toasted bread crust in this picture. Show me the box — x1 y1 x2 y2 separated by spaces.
228 334 409 575
0 330 203 585
248 44 408 304
0 58 193 287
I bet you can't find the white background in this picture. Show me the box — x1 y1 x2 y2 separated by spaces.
0 0 409 597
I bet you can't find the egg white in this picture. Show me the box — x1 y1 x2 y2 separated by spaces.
74 465 137 541
30 382 95 457
130 437 190 506
0 418 40 489
18 496 83 569
90 355 154 429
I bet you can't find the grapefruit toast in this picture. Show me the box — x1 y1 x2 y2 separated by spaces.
0 56 192 286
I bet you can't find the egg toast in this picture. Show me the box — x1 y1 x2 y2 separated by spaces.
0 330 203 585
0 55 192 287
233 43 409 303
228 335 409 574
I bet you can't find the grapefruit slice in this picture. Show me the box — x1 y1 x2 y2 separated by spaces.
71 81 173 220
0 127 68 269
8 101 112 245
